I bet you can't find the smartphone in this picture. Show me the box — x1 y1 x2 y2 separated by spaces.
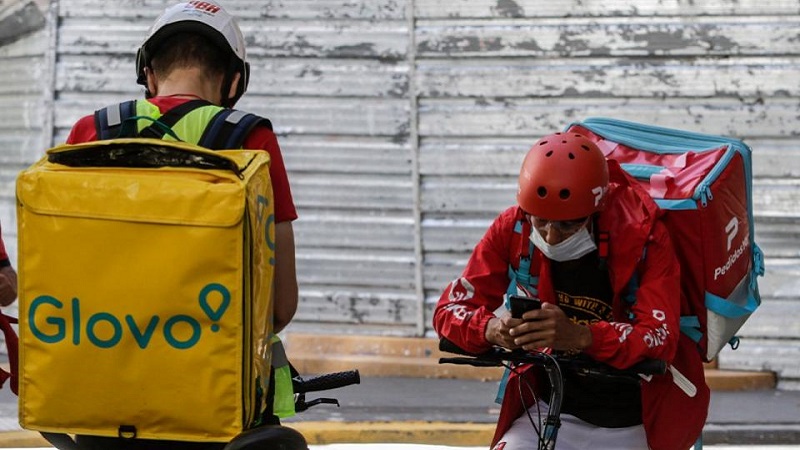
508 295 542 319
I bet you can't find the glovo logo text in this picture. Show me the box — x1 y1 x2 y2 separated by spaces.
28 283 231 350
257 194 275 266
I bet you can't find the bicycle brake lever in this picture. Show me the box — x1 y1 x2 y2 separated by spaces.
296 397 340 412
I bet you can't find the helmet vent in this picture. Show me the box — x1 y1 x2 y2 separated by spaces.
545 151 553 157
559 189 571 200
568 153 575 159
581 145 591 151
537 186 548 198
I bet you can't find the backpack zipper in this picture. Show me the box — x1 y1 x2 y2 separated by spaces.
576 118 755 208
577 117 747 153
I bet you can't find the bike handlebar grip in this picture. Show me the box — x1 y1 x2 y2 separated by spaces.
628 359 667 375
439 357 502 368
294 370 361 394
439 338 479 356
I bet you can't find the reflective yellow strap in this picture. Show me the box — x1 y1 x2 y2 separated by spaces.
135 99 224 144
270 335 296 418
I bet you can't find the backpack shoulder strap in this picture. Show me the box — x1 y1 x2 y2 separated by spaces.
623 249 643 321
506 213 538 298
198 109 273 150
624 246 646 305
93 100 137 140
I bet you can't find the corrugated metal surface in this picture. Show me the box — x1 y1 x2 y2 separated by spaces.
414 0 800 17
414 0 800 390
0 0 799 385
0 28 48 261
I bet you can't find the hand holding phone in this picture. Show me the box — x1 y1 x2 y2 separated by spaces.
508 295 542 319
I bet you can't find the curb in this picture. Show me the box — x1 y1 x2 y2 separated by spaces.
293 422 494 446
0 424 495 448
0 431 48 448
702 424 800 445
4 422 800 448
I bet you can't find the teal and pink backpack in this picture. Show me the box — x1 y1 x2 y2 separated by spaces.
567 117 765 362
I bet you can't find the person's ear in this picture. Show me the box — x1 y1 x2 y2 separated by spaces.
227 72 241 101
145 67 158 97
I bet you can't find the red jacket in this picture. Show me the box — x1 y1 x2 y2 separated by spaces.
433 161 709 450
0 223 8 264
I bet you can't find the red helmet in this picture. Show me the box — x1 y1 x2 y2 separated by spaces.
517 132 609 221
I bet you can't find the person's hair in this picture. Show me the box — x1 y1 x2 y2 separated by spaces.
150 32 229 82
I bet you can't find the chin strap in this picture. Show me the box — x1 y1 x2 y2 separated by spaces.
220 56 243 108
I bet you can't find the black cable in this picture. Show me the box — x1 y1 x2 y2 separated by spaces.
509 362 544 448
505 349 565 450
539 351 563 449
519 368 548 449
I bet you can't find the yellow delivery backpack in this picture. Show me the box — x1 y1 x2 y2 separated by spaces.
16 138 275 442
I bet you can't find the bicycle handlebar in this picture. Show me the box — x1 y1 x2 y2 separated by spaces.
438 337 480 356
438 338 667 377
292 370 361 394
225 369 361 449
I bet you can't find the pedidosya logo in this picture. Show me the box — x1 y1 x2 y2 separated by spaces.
28 283 231 350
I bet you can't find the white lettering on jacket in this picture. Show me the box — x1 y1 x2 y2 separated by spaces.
644 323 670 349
448 278 475 302
443 303 470 321
613 322 633 343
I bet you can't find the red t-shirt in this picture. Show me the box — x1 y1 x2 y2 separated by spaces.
66 96 298 223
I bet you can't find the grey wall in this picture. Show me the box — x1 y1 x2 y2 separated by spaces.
1 0 799 388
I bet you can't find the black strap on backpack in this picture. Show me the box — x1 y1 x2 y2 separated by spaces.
199 109 273 150
94 99 210 141
94 100 137 140
93 100 272 150
41 432 79 450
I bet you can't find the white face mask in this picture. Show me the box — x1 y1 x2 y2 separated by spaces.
529 225 597 262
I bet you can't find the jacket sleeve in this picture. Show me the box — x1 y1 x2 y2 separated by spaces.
0 229 8 264
584 220 682 368
432 208 516 354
